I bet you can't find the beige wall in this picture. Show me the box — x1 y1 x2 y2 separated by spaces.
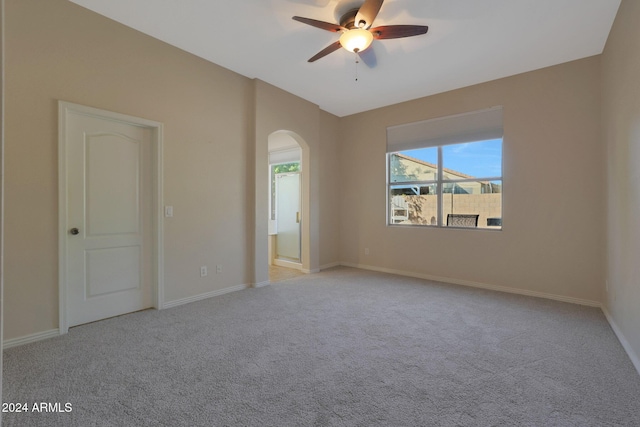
254 80 335 281
602 0 640 366
319 110 341 268
5 0 253 339
4 0 634 370
1 0 5 415
339 56 604 303
4 0 254 338
4 0 341 340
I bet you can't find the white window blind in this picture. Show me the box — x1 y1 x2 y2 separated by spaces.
386 106 503 153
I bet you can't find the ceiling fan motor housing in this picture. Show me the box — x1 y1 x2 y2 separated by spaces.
340 8 360 30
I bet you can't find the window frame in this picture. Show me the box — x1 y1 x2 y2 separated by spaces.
386 141 503 229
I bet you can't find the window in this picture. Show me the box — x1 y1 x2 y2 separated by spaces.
386 107 503 229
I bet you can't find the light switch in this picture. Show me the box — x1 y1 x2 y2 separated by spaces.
165 206 174 217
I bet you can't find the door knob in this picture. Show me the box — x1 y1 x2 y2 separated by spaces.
70 228 80 235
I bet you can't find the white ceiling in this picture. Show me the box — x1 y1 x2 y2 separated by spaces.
68 0 621 117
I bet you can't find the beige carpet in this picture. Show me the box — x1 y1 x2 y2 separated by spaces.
3 267 640 426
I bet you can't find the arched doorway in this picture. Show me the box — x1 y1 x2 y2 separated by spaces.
267 131 309 281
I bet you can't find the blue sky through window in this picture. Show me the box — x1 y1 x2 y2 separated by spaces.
400 139 502 178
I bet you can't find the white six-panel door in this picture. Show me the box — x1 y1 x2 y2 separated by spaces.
61 106 156 328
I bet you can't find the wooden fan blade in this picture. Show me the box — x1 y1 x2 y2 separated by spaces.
371 25 429 39
308 41 342 62
292 16 346 32
355 0 384 29
358 46 377 68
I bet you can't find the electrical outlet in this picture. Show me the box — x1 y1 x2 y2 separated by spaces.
200 266 207 277
365 248 370 255
216 265 222 274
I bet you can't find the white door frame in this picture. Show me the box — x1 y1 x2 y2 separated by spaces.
58 101 164 334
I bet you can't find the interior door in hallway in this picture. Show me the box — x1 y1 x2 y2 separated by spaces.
276 172 301 262
63 111 153 327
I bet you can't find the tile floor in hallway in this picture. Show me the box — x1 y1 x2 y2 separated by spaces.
269 264 306 283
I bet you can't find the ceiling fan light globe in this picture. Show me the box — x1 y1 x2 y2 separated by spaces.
339 29 373 53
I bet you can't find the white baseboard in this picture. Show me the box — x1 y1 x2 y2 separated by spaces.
273 258 320 274
162 284 248 309
253 281 271 288
4 329 61 349
340 262 602 307
319 262 341 270
273 259 303 270
601 306 640 376
4 284 250 348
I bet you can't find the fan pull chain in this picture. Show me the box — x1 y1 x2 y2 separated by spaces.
355 53 360 82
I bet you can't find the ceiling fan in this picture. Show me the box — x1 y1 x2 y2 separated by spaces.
292 0 428 64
